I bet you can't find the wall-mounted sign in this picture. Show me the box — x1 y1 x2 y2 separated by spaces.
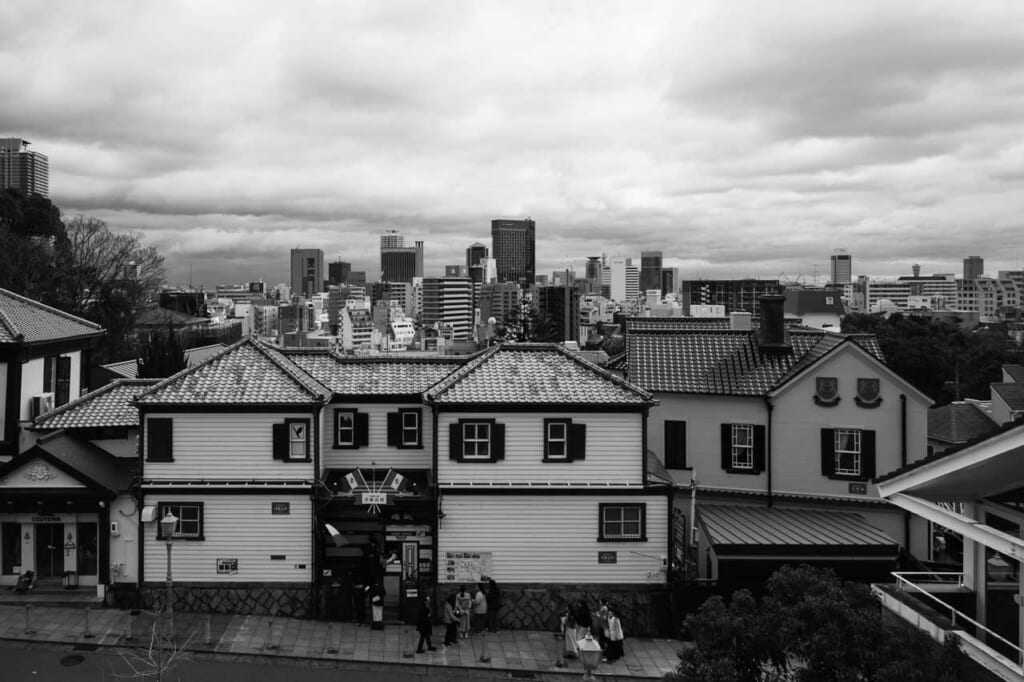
31 515 63 524
598 551 617 564
441 551 493 583
216 558 238 574
362 492 387 506
271 502 290 515
848 483 867 495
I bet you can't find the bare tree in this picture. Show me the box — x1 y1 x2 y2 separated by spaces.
114 609 196 681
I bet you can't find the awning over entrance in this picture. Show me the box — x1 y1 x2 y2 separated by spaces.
699 505 899 558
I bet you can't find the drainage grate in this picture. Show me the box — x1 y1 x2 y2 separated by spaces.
72 643 99 652
509 673 537 680
60 654 86 667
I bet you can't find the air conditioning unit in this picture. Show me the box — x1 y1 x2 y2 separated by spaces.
31 392 55 419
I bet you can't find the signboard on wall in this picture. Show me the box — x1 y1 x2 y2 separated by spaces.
441 551 493 583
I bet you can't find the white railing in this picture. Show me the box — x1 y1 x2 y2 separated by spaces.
891 571 1023 666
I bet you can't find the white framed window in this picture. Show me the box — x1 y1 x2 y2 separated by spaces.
599 504 645 541
336 410 356 448
287 420 308 460
731 424 754 469
462 422 491 459
545 420 568 459
157 502 204 540
834 429 861 476
401 410 419 446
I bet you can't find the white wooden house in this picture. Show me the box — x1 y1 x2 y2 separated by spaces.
132 339 329 616
426 343 671 633
625 296 933 589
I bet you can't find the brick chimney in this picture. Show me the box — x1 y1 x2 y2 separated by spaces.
758 295 790 352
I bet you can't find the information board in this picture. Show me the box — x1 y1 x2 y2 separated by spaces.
441 551 493 583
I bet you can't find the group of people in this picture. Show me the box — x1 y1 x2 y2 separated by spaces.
417 578 503 652
559 598 625 663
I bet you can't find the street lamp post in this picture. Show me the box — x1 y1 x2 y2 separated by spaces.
159 510 178 636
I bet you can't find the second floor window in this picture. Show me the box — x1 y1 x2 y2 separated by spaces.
731 424 754 469
463 422 491 459
834 429 862 476
336 410 356 447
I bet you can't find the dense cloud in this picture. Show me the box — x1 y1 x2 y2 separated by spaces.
2 0 1023 287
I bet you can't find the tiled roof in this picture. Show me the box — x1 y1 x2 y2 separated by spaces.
699 505 898 552
34 379 157 429
0 432 135 492
625 317 734 332
0 288 104 344
628 328 854 395
135 338 329 405
284 349 464 395
928 402 1000 444
426 343 654 405
1004 364 1024 384
992 382 1024 411
101 344 227 379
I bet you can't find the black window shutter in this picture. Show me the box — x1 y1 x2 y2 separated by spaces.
492 423 505 460
664 421 686 469
568 423 587 460
148 418 173 461
356 412 369 447
753 425 766 472
386 412 400 446
43 356 53 392
272 422 287 460
720 424 732 470
449 423 462 460
861 430 877 480
55 357 72 406
821 428 835 476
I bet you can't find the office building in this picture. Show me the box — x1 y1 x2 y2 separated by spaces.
328 260 352 286
830 249 852 285
466 242 489 283
380 229 404 249
290 248 324 298
661 268 677 298
604 257 640 302
478 282 521 325
640 251 663 294
420 277 473 340
584 256 603 294
536 285 580 342
491 218 536 287
0 138 49 198
445 265 468 277
964 256 984 281
381 241 423 284
680 279 783 316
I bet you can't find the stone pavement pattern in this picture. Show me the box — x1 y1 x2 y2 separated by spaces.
0 605 683 678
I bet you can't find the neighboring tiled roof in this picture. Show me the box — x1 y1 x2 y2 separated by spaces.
928 402 1000 445
0 432 135 492
1004 364 1024 384
101 344 227 379
992 383 1024 411
134 338 329 405
284 349 464 395
699 505 898 553
34 379 157 429
625 317 734 332
0 288 104 344
426 343 654 405
627 328 859 396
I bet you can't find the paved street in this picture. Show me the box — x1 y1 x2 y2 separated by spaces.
0 605 684 680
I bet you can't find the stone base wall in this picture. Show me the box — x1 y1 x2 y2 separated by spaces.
139 582 313 618
436 582 674 638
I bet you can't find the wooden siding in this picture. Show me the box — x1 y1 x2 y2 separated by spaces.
437 494 669 583
143 413 315 481
437 412 645 485
142 494 312 583
320 403 433 472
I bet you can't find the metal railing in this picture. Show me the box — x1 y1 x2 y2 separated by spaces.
891 571 1023 666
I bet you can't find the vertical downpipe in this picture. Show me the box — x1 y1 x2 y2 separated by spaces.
765 399 774 508
900 394 910 555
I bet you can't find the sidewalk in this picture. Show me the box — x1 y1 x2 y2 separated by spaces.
0 605 684 679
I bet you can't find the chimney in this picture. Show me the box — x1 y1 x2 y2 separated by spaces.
758 295 790 352
729 311 752 331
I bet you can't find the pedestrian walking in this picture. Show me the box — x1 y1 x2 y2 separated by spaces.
456 585 472 639
367 582 386 630
594 598 610 650
443 593 460 646
485 578 503 632
604 608 625 662
472 582 488 634
560 606 579 659
416 595 437 652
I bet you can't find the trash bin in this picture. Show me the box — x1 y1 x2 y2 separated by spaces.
63 571 79 590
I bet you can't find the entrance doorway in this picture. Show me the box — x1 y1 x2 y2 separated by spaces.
35 524 63 578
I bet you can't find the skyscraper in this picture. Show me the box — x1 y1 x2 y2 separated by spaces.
290 248 324 298
380 229 404 249
640 251 663 294
536 285 580 342
0 138 49 198
381 240 424 283
963 256 984 281
420 277 473 340
328 260 352 286
830 249 852 285
466 242 489 283
491 218 536 287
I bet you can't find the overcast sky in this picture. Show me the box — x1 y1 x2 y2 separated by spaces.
4 1 1024 289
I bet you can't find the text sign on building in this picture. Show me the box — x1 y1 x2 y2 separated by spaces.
362 492 387 506
271 502 290 515
216 558 238 574
848 483 867 495
598 551 617 564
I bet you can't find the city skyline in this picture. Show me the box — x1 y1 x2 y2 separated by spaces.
4 1 1024 288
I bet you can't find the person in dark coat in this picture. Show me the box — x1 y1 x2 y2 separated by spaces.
573 599 593 634
416 595 437 652
443 593 460 646
485 578 503 632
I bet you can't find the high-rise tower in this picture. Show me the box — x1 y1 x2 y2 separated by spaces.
0 138 49 198
963 256 984 281
830 249 852 285
640 251 663 294
491 218 536 288
290 249 324 298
